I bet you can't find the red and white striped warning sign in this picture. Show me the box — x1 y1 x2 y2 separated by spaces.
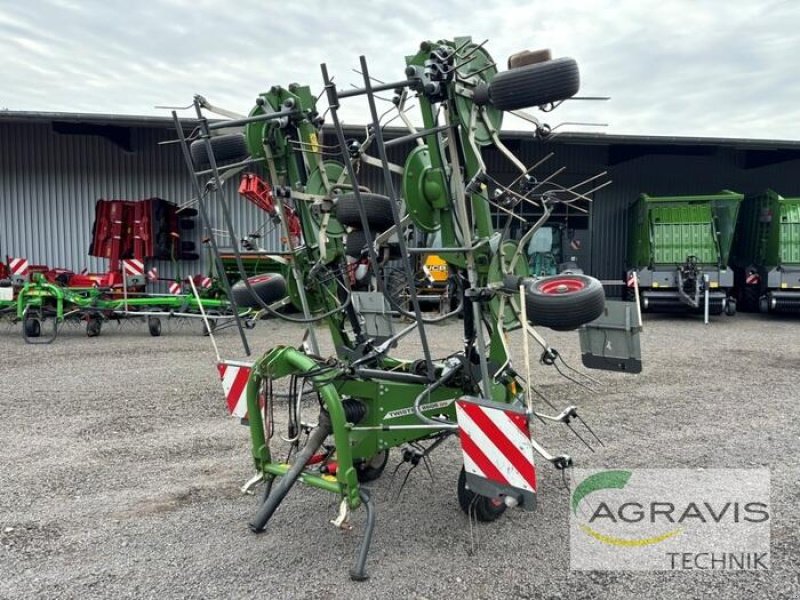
455 397 537 497
146 267 159 282
745 273 760 285
193 274 212 289
217 361 253 419
8 257 29 277
168 281 182 295
626 271 638 288
122 258 145 277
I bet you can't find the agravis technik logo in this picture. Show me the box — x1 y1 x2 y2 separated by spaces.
569 469 771 571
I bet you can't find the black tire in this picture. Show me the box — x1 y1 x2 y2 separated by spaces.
148 317 162 337
177 207 199 217
457 467 507 522
202 319 217 337
335 193 396 231
189 133 249 170
383 267 411 313
725 298 737 316
356 450 389 483
231 273 287 309
488 57 580 111
179 218 196 231
345 229 373 259
24 318 41 338
508 48 551 69
180 241 196 252
86 317 102 337
524 274 605 331
739 285 760 312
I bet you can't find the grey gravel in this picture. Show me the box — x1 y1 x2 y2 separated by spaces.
0 313 798 599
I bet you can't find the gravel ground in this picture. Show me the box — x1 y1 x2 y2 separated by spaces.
0 312 798 599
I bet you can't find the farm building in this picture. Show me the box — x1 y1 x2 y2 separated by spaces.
2 110 800 295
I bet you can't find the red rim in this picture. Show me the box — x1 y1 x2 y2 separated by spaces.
248 274 274 284
537 276 586 295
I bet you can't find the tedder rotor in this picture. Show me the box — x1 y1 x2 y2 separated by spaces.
172 36 642 580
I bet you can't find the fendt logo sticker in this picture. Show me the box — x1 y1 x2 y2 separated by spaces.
569 469 770 571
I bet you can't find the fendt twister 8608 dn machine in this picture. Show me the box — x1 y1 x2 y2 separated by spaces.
172 36 642 580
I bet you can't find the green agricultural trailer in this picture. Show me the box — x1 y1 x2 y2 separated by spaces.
626 190 743 316
730 189 800 313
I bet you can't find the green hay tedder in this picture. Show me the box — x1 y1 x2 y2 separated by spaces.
174 36 643 580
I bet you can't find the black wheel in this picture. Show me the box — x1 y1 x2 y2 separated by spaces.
524 274 605 331
486 57 580 111
202 318 217 337
86 317 102 337
739 285 760 312
725 298 737 316
356 450 389 483
759 295 770 314
24 318 41 338
457 467 507 522
177 207 199 217
230 273 287 309
383 267 411 313
189 133 249 170
335 193 396 231
148 317 162 337
345 229 373 259
507 48 551 69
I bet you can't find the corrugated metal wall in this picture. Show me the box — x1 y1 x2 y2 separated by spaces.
0 120 280 292
4 118 800 297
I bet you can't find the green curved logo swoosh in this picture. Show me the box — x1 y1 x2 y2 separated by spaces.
572 470 682 547
572 470 632 515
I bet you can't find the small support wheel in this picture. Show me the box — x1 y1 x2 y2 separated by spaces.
356 450 389 483
24 318 41 338
148 316 162 337
457 467 507 522
202 318 217 337
724 298 736 316
86 317 102 338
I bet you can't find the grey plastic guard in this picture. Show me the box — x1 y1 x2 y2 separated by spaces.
578 300 642 373
351 292 395 343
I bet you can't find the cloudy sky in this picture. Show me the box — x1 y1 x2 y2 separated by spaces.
2 0 799 140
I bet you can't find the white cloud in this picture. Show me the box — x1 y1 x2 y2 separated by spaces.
1 0 798 140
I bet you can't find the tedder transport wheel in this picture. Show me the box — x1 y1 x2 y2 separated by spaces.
148 317 162 337
189 133 249 170
230 273 288 309
356 450 389 483
484 57 579 111
23 318 41 338
86 317 102 338
457 467 507 522
335 193 396 231
524 274 605 331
